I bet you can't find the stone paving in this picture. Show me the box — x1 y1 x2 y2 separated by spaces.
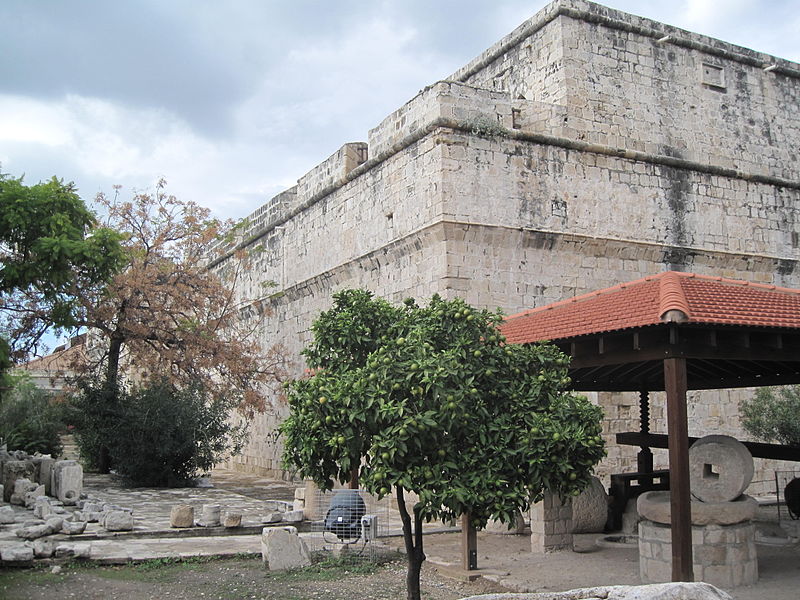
0 467 299 564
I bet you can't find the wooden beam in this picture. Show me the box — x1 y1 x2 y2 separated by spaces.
616 432 800 462
664 357 693 582
461 513 477 571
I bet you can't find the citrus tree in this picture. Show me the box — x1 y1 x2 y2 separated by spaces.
281 290 605 600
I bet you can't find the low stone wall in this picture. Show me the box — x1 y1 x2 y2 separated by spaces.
638 520 758 588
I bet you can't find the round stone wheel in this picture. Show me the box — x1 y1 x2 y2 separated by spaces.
689 435 754 503
637 490 758 526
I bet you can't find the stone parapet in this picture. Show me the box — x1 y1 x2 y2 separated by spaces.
530 490 573 553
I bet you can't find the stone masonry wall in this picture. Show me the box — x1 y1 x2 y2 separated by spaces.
214 0 800 490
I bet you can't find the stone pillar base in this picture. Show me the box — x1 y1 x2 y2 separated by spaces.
639 520 758 588
530 491 573 553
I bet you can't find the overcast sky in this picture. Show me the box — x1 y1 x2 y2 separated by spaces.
2 0 798 221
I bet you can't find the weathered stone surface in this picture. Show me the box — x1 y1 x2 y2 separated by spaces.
102 510 134 531
261 526 311 571
2 460 35 503
170 504 195 528
689 435 754 503
62 519 87 534
263 512 283 524
34 457 55 495
10 477 37 505
33 538 56 558
15 517 63 540
638 491 757 526
222 512 242 528
33 497 53 519
263 500 293 513
24 484 46 508
0 505 17 524
458 582 733 600
55 543 91 559
0 543 34 563
621 498 642 534
571 477 608 533
486 510 526 535
281 509 304 523
52 460 83 505
198 504 220 527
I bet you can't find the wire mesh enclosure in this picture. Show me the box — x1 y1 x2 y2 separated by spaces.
304 488 398 561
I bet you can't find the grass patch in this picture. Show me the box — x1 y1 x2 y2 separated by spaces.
265 553 393 583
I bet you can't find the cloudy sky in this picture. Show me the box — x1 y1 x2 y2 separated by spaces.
2 0 798 221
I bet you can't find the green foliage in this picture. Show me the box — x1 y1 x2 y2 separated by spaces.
0 171 124 364
740 386 800 447
71 379 249 486
281 290 605 529
0 374 67 456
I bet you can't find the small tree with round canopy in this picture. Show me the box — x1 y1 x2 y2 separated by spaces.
281 290 605 600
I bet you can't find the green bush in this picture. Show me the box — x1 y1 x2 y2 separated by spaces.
0 376 67 456
740 386 800 447
71 378 249 486
68 381 122 471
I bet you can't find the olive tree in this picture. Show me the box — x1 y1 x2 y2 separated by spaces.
281 290 605 600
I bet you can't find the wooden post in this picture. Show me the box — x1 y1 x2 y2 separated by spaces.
664 357 693 582
461 513 477 570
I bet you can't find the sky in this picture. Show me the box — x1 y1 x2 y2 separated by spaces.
2 0 799 222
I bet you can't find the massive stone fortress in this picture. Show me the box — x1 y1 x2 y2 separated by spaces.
212 0 800 486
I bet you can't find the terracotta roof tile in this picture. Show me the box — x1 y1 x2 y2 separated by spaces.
501 271 800 344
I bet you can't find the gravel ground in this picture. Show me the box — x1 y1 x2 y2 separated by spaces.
0 555 510 600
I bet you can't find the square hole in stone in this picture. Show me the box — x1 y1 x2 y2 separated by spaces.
703 463 720 480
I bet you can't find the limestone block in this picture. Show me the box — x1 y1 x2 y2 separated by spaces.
24 484 46 508
170 504 195 528
15 517 63 540
281 509 304 523
62 519 87 535
198 504 220 527
263 499 293 513
33 538 56 558
33 457 55 495
55 543 91 559
457 582 733 600
103 510 134 531
2 460 35 502
0 543 34 563
52 460 83 505
571 477 608 533
486 510 526 535
263 512 283 524
223 512 242 528
10 477 37 505
689 435 753 503
261 526 311 571
0 483 4 502
0 505 17 524
33 497 53 519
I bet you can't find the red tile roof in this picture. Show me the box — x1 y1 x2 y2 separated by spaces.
501 271 800 344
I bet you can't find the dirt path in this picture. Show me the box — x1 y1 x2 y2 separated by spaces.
0 555 509 600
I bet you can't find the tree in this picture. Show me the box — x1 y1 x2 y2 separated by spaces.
281 290 605 600
0 171 123 374
740 386 800 447
73 180 286 472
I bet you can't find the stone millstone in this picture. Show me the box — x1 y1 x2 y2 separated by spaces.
637 491 757 526
689 435 753 503
571 477 608 533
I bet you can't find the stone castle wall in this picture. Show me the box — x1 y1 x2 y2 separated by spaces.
213 0 800 492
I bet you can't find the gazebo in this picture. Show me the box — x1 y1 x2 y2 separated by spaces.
500 271 800 581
